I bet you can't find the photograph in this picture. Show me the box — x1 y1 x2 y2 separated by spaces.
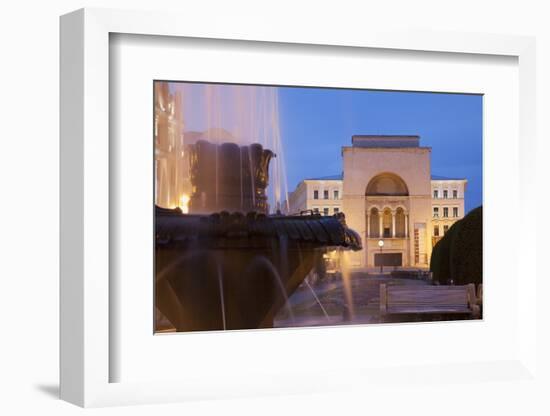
154 80 483 333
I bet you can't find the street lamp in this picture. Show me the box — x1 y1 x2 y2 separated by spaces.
378 239 384 274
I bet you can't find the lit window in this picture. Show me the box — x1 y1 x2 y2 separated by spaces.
443 190 448 199
443 225 449 234
434 225 440 237
433 207 439 218
334 190 339 200
443 207 449 218
453 190 458 198
453 207 458 217
324 190 329 199
313 190 319 199
334 207 340 214
323 207 329 216
433 189 439 199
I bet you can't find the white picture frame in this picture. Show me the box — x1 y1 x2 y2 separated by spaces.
60 8 538 408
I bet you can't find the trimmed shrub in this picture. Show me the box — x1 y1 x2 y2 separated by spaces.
430 206 482 286
450 206 483 285
430 220 459 285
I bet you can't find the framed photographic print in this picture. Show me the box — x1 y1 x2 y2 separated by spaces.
60 8 538 408
152 80 482 335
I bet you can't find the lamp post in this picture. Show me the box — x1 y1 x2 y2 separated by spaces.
378 239 384 274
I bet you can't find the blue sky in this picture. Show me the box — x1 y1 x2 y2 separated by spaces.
170 82 483 213
278 87 483 213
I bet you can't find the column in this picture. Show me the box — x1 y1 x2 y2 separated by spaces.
379 215 383 238
405 214 409 238
366 214 370 238
391 211 396 238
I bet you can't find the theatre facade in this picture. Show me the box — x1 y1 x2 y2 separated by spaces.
287 135 467 270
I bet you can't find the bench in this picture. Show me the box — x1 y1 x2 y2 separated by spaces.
380 283 480 319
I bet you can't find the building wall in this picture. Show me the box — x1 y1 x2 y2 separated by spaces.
288 179 343 216
286 139 468 271
342 146 433 269
430 179 467 245
154 83 189 210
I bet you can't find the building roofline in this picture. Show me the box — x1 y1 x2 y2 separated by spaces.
431 175 468 181
352 134 420 139
304 173 343 181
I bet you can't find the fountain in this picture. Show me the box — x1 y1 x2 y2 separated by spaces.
155 140 362 332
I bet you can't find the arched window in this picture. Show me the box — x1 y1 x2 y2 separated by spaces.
369 208 380 238
382 208 392 238
395 207 406 237
366 173 409 196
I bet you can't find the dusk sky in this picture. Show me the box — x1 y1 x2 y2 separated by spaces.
278 87 483 213
173 82 483 213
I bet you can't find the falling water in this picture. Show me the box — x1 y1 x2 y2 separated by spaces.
296 243 330 322
303 280 331 321
216 259 227 330
163 82 289 213
340 250 355 320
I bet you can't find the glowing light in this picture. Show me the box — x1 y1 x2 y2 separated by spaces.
179 194 190 214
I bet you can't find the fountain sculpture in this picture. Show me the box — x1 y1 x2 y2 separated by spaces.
155 140 361 332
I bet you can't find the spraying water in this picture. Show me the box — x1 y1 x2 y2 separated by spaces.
216 259 227 330
156 82 289 213
340 250 355 320
303 280 331 321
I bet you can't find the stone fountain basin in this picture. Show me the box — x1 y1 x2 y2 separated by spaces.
155 206 361 332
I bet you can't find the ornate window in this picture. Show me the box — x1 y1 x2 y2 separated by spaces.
395 207 406 237
382 208 392 238
369 207 380 238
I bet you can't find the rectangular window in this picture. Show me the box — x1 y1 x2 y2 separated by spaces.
333 207 340 214
313 190 319 199
443 190 448 199
443 207 449 218
433 189 438 198
433 207 439 218
334 190 339 200
433 225 439 237
443 225 449 234
323 207 329 216
453 190 458 198
453 207 458 217
324 190 329 199
312 206 319 214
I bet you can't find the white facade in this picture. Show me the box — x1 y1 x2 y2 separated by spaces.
287 135 468 270
287 175 343 216
431 177 467 246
